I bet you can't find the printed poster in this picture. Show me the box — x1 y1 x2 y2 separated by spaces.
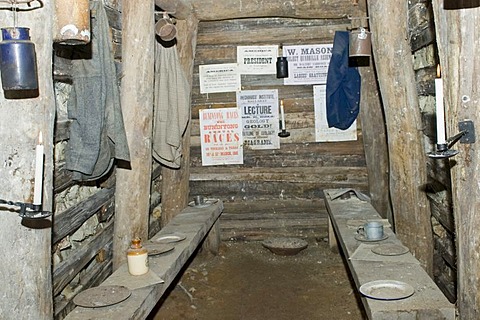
237 45 278 75
313 85 357 142
199 63 241 94
200 108 244 166
237 89 280 150
283 44 333 85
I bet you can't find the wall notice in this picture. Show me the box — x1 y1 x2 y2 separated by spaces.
283 44 333 85
237 45 278 75
199 63 241 94
237 89 280 150
200 108 244 166
313 85 357 142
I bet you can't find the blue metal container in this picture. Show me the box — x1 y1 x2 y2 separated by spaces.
0 27 39 91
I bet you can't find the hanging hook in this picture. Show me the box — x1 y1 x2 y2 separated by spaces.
0 0 43 11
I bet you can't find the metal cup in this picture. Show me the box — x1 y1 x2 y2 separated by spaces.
357 221 384 240
349 28 372 57
155 14 177 42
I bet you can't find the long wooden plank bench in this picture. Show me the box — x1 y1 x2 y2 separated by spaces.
324 188 455 320
65 200 223 320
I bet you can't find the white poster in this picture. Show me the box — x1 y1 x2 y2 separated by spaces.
237 89 280 150
199 63 241 94
200 108 244 166
313 85 357 142
283 44 333 85
237 45 278 75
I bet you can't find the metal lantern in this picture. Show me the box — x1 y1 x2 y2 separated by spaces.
276 56 289 78
349 27 372 58
0 27 38 92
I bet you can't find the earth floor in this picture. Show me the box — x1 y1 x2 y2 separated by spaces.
149 238 366 320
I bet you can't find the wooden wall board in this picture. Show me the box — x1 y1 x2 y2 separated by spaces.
186 0 365 21
53 220 114 296
54 249 113 319
219 199 328 241
53 188 115 244
197 18 350 46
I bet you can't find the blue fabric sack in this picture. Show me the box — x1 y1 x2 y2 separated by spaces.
326 31 361 130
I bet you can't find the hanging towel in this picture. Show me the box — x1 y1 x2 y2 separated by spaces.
65 0 130 181
326 31 361 130
152 41 190 168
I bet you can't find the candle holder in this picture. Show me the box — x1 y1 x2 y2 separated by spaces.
278 120 290 138
428 120 475 159
0 198 51 219
278 129 290 138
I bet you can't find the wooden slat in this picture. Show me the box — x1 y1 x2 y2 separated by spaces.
54 258 112 320
190 166 368 182
197 18 349 46
53 188 115 244
191 150 365 169
190 169 369 199
53 220 114 296
190 0 365 21
427 191 455 234
54 161 74 193
191 127 361 146
222 198 325 212
408 1 435 51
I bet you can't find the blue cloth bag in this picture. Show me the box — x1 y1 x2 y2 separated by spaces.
326 31 361 130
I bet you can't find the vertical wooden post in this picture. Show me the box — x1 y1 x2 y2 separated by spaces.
160 15 199 226
358 64 392 221
366 0 433 274
432 2 480 318
113 0 155 269
0 2 54 319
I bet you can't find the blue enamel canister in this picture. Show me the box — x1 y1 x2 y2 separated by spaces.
0 27 39 91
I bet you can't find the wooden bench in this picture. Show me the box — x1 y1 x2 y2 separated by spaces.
65 200 223 320
324 189 455 320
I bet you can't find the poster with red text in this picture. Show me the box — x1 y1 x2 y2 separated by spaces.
200 108 244 166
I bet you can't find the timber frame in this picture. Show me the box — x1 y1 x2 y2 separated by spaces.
2 0 480 318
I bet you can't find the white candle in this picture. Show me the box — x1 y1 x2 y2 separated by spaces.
435 65 446 145
280 100 286 130
33 132 44 205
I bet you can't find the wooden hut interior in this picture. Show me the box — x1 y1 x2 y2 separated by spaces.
1 0 479 319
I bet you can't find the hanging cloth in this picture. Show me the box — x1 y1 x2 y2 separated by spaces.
65 0 130 181
152 41 190 168
326 31 361 130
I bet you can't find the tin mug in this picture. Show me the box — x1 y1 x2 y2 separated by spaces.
357 221 383 240
155 13 177 42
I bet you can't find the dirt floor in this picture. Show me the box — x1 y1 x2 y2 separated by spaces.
149 238 366 320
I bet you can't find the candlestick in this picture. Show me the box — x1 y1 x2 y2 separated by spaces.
280 100 286 130
33 132 44 205
435 65 446 145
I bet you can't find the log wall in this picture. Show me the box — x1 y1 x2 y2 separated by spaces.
408 0 456 303
189 17 370 240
